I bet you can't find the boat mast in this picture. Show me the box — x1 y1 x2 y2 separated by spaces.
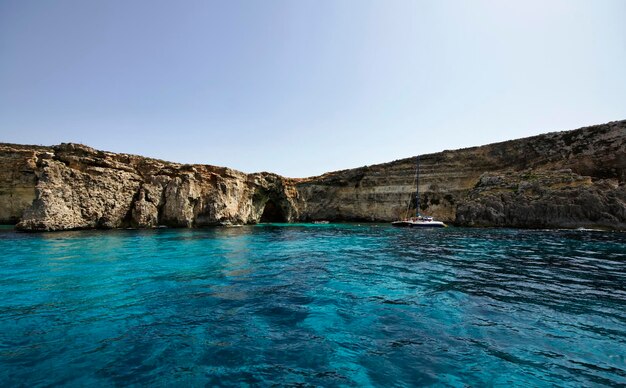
415 155 420 218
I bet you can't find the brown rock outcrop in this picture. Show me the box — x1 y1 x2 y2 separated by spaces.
1 119 624 231
294 120 626 229
0 144 50 224
455 170 626 229
9 143 299 231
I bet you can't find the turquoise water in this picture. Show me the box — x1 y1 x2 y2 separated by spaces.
1 224 625 386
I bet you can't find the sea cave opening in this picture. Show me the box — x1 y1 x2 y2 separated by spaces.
260 200 287 223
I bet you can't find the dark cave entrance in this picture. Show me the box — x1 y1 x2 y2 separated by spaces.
260 200 287 223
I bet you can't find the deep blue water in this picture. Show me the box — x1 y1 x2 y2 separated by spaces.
1 224 625 387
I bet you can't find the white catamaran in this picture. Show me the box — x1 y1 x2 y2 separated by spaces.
391 156 447 228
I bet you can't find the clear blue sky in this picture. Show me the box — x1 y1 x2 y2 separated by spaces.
1 0 625 177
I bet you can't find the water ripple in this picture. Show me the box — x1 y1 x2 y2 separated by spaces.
0 225 625 386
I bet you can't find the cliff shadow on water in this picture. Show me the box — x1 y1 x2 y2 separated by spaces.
1 120 625 231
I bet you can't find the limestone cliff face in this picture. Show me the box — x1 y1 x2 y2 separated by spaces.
0 144 49 224
7 143 299 231
293 151 475 222
1 119 625 231
455 170 626 229
295 120 626 229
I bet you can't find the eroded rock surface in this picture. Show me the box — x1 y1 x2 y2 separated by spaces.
456 170 626 229
294 120 626 229
0 144 48 224
1 119 624 231
8 144 299 231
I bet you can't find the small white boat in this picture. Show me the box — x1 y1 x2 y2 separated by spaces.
391 216 446 228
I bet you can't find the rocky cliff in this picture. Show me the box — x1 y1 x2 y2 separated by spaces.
296 120 626 229
0 144 47 224
1 120 624 231
0 143 300 231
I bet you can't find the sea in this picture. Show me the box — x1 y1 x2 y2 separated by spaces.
1 224 625 387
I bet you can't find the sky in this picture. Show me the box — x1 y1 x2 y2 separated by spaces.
1 0 625 177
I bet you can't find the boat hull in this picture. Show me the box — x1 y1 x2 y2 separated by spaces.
391 220 447 228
